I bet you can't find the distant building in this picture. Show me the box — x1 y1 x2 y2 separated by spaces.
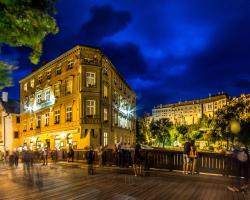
0 92 20 151
19 45 136 150
152 93 229 125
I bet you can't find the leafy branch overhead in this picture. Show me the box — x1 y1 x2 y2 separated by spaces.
0 0 59 64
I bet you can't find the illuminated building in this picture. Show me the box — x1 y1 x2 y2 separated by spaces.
19 45 136 150
0 92 20 151
152 93 228 125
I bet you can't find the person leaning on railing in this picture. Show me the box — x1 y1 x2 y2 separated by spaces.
189 146 198 175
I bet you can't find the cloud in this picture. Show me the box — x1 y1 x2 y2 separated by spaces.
100 42 148 78
79 5 131 43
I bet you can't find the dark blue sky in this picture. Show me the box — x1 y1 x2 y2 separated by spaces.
1 0 250 115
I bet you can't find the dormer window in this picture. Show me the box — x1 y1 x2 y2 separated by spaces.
56 66 62 75
47 70 51 79
37 93 42 104
38 75 42 83
45 89 50 102
67 60 74 70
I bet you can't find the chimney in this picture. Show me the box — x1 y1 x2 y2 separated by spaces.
2 92 8 102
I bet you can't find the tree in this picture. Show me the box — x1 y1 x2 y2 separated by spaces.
176 125 188 138
136 118 146 144
237 119 250 147
0 0 58 64
150 118 173 148
0 0 58 90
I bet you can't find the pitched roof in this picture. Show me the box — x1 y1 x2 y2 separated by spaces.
0 99 20 114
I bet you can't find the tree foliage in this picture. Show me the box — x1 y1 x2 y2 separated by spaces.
0 0 58 64
150 118 173 147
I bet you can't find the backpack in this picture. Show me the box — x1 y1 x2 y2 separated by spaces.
237 150 248 162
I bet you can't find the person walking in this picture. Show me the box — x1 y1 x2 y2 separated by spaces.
86 146 95 175
133 143 142 177
13 150 19 167
183 139 191 175
43 147 48 165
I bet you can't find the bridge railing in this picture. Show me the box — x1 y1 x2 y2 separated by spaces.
57 149 249 177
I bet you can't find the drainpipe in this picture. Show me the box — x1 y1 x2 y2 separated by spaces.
3 112 10 150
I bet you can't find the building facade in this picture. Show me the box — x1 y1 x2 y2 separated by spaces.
19 45 136 150
152 93 228 125
0 92 20 151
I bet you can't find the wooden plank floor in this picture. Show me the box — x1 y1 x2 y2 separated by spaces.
0 164 248 200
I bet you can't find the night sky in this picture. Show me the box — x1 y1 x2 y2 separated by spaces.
1 0 250 115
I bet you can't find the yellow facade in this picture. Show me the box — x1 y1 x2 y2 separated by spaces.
152 94 228 125
19 45 136 150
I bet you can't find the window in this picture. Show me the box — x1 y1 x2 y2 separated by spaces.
37 93 42 104
30 79 35 88
86 72 96 87
54 110 60 124
14 131 19 139
104 85 108 97
30 117 33 130
66 79 73 94
44 113 49 126
67 60 74 70
24 83 28 91
54 83 61 97
86 100 95 116
38 75 42 83
66 106 72 121
36 115 41 128
16 116 20 124
45 90 50 102
56 66 62 75
47 70 51 79
23 120 27 131
104 108 108 121
104 132 108 146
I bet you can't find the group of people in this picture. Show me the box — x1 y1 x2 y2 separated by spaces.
183 140 198 175
0 149 19 167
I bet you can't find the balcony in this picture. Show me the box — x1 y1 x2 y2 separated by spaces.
83 115 100 124
82 58 99 66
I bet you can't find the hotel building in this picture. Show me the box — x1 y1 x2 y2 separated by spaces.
152 93 228 125
19 45 136 150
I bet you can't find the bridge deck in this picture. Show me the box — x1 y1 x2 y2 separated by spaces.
0 164 248 200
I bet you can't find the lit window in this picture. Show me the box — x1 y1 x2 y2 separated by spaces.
104 132 108 146
23 119 27 131
24 83 28 91
30 79 35 88
36 115 41 128
54 82 61 97
45 90 50 102
66 106 72 121
86 72 96 87
56 66 62 75
44 113 49 126
30 117 33 130
86 100 95 116
66 79 73 94
67 60 74 70
37 93 42 104
104 108 108 121
104 85 108 97
54 110 60 124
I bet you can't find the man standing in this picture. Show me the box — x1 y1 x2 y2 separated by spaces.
183 139 191 175
43 147 48 165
